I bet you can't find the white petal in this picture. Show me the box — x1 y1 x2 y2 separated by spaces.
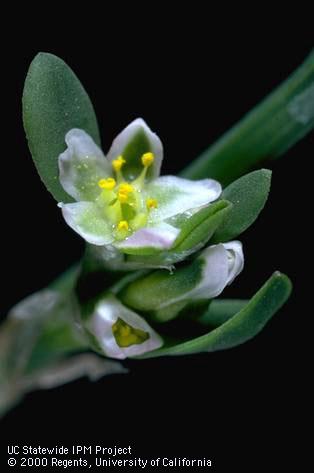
106 118 163 181
86 294 163 359
193 241 244 299
157 241 244 307
59 129 111 201
146 175 222 222
61 202 114 246
222 241 244 285
114 222 180 254
193 244 230 299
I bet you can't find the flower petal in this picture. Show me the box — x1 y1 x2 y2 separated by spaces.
194 241 244 299
59 129 111 201
223 241 245 285
159 244 229 306
86 294 163 359
193 244 230 299
151 241 243 306
145 175 222 222
114 222 180 255
119 241 244 312
60 202 114 246
106 118 163 181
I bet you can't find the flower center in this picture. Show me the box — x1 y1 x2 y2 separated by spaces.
112 318 149 347
96 152 158 240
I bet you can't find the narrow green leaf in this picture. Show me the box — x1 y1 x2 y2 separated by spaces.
181 51 314 185
173 199 232 251
212 169 271 242
138 272 292 358
23 52 101 202
199 299 249 327
120 258 205 312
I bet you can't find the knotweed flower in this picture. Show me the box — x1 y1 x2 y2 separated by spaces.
121 240 244 317
85 294 163 359
84 241 244 358
58 119 221 255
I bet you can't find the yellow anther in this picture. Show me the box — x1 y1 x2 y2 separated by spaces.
118 192 129 203
117 220 129 231
112 155 126 172
98 177 116 190
117 182 134 203
146 198 158 209
119 183 134 194
141 152 154 167
120 325 131 337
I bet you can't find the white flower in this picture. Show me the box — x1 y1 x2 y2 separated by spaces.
58 119 221 254
182 240 244 302
121 240 244 313
163 240 244 306
85 294 163 359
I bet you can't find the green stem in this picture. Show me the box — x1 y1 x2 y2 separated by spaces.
181 50 314 185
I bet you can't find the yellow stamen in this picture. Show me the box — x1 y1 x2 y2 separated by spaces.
141 152 154 167
118 192 129 203
112 155 126 172
117 182 134 203
119 183 134 194
132 153 155 188
98 177 116 190
141 152 155 167
117 220 129 231
120 325 131 337
146 198 158 209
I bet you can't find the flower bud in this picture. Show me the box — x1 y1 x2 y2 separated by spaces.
120 241 244 321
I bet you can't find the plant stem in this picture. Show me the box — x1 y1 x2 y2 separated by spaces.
181 50 314 186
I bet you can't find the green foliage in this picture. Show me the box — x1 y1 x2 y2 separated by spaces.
213 169 271 242
138 272 292 357
23 52 100 202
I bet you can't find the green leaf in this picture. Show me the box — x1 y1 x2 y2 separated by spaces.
212 169 271 243
23 52 101 202
138 272 292 358
181 51 314 186
173 199 232 251
199 299 249 327
120 258 205 312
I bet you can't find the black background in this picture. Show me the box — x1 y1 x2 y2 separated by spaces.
0 22 312 470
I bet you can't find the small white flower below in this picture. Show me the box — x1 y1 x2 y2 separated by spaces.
86 294 163 359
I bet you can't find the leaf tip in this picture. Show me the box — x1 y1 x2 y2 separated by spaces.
33 51 62 62
272 271 293 296
260 168 272 179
